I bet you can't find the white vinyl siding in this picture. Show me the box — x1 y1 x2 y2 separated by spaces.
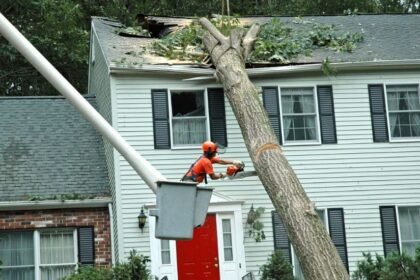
89 29 119 262
110 69 420 278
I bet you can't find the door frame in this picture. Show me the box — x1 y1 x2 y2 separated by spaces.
149 194 246 280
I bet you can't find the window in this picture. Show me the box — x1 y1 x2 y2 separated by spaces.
263 86 336 146
222 219 233 261
152 88 227 149
398 206 420 256
281 87 319 144
272 208 348 280
160 240 171 264
386 85 420 139
170 90 208 147
0 229 77 280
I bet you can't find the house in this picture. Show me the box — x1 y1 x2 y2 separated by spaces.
88 14 420 279
0 96 112 280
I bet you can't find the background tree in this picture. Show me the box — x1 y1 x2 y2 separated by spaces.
1 0 418 96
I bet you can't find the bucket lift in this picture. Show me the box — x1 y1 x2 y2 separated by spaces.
0 13 212 239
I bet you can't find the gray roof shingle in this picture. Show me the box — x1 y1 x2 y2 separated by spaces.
92 14 420 67
0 96 110 201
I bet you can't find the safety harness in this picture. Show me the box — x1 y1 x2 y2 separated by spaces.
181 155 208 184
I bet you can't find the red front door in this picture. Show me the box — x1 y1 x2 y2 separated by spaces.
176 214 220 280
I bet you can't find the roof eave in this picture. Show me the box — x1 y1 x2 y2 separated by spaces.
0 198 112 211
109 59 420 77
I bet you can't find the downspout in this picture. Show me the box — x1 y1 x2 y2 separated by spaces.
108 203 116 265
0 13 164 193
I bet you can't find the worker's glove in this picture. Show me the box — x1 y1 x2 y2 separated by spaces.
233 160 244 168
219 172 227 179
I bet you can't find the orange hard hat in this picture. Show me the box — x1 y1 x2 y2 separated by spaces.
202 140 218 153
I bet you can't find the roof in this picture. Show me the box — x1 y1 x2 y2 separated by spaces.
92 14 420 69
0 96 110 202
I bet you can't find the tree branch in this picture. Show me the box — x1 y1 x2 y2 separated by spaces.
199 17 228 46
242 23 261 60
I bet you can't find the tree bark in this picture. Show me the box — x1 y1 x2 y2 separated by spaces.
199 18 349 280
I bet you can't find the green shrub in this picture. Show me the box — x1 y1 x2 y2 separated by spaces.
64 250 152 280
352 248 420 280
259 250 296 280
113 250 152 280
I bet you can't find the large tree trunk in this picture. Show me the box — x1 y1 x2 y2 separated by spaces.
199 18 349 280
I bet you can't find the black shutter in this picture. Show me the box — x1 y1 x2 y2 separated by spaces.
262 87 282 144
380 206 400 256
328 208 349 271
208 88 227 147
78 227 95 265
317 86 337 144
368 85 389 142
271 211 292 263
152 89 170 149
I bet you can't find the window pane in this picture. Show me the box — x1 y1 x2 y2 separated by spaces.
387 85 420 138
40 229 75 280
0 231 34 280
161 240 171 264
41 266 75 280
222 219 233 261
171 91 205 117
172 117 207 145
281 88 317 143
0 231 34 266
40 230 74 264
2 268 34 280
398 207 420 256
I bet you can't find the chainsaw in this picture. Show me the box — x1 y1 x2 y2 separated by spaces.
225 162 257 180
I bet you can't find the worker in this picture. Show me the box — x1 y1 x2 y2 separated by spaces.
182 140 243 184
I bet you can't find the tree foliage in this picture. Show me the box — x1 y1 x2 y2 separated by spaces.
151 16 363 65
0 0 418 96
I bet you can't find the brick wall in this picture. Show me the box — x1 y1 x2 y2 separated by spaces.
0 207 112 266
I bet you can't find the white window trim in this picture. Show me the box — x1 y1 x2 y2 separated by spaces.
168 88 210 150
384 83 420 143
279 86 322 146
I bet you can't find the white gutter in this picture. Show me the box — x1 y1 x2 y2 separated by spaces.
108 203 116 265
0 198 112 211
0 13 164 193
109 59 420 77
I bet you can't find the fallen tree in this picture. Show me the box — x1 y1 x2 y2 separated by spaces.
199 17 349 280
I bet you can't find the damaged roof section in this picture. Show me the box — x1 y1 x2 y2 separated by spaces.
92 14 420 70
